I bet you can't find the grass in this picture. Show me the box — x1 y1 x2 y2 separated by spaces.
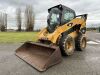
0 32 38 43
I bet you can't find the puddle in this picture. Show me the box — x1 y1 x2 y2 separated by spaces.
95 40 100 43
87 41 99 45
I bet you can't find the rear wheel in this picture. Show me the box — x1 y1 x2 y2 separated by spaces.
59 35 75 56
75 33 87 51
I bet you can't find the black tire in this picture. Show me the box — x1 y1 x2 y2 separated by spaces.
59 35 75 56
75 33 87 51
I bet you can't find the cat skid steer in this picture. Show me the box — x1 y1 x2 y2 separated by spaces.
16 4 87 71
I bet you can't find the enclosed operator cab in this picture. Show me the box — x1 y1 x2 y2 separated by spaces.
47 4 76 33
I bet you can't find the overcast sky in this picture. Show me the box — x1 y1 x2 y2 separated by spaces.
0 0 100 29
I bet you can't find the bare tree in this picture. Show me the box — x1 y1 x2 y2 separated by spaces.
0 13 2 30
16 8 22 31
0 13 7 32
25 5 35 31
4 13 7 31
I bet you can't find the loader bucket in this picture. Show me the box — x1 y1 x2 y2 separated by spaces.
15 42 62 71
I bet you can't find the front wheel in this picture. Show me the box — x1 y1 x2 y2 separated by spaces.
59 35 75 56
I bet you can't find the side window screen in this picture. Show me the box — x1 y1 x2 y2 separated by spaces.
64 11 75 23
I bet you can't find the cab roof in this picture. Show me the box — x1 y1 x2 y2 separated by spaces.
48 4 75 14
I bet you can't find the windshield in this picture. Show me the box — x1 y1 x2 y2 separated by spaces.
47 8 61 33
50 13 60 25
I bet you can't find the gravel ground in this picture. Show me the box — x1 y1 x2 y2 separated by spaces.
0 32 100 75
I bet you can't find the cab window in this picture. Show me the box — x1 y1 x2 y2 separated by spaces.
63 11 75 23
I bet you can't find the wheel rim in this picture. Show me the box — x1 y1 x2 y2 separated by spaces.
66 40 74 54
81 37 86 49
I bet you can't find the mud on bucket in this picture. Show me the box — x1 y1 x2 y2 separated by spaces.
15 42 62 71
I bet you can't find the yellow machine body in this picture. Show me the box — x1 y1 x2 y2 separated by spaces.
38 18 86 44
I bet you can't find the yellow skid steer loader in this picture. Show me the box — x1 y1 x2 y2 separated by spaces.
16 4 87 71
